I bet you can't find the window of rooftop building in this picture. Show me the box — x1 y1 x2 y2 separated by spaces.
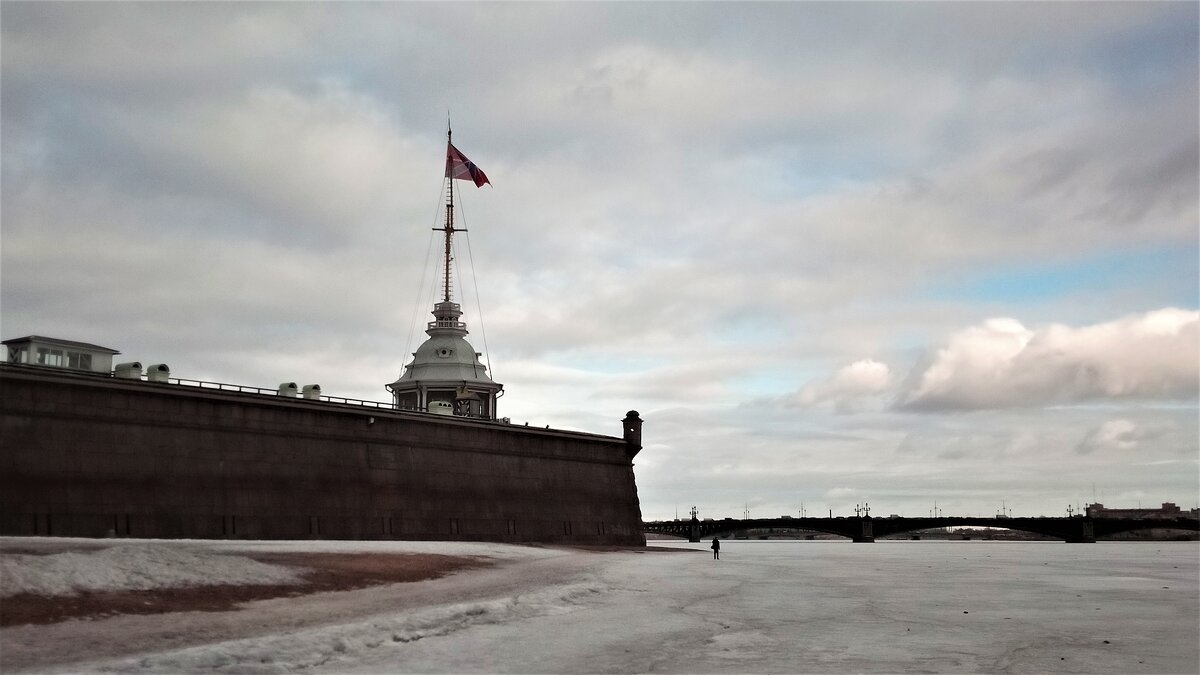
25 346 95 370
36 348 64 367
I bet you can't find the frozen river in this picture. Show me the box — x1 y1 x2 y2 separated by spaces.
3 538 1197 673
351 540 1198 674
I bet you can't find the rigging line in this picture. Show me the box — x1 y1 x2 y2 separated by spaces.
463 229 495 382
454 183 495 381
401 181 448 377
444 172 457 303
402 228 437 378
450 177 462 304
452 177 467 310
452 236 464 309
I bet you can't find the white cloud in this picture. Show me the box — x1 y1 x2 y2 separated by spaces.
898 309 1199 411
1076 419 1141 455
825 487 859 500
777 359 892 413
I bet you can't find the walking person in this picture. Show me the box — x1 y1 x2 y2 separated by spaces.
711 537 720 560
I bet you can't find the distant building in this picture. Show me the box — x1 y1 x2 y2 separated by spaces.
2 335 119 374
1085 502 1195 519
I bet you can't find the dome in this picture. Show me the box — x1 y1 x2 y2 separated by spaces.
393 333 494 384
386 301 503 418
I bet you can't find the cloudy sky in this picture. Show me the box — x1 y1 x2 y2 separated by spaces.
3 2 1196 521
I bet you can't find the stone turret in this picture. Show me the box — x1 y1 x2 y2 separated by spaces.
623 410 643 458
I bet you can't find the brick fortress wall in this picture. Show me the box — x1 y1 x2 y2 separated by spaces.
0 366 646 545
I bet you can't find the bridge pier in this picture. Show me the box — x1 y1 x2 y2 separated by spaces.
1065 518 1096 543
853 517 874 542
689 517 701 543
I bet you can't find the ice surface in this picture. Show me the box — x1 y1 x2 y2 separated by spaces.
2 538 1197 674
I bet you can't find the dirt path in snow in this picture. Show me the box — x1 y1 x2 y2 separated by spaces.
0 549 602 673
1 552 488 627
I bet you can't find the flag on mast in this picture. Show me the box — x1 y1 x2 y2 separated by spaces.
446 143 490 187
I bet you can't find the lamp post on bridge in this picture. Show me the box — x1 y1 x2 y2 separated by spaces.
853 502 875 543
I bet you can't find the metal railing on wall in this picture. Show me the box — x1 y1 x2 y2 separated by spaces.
2 362 405 413
167 377 407 411
0 361 511 422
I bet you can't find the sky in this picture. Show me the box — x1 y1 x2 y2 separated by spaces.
2 1 1197 521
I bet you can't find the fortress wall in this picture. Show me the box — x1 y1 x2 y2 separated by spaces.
0 367 646 545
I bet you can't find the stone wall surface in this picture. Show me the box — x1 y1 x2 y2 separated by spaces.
0 366 646 545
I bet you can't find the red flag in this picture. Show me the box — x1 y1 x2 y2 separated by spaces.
445 143 490 187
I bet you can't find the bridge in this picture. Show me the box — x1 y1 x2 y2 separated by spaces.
643 516 1200 543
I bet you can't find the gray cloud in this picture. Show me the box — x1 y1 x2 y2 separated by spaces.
2 2 1196 520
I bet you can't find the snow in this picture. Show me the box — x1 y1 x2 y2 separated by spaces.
1 543 302 597
0 537 562 598
2 538 1197 674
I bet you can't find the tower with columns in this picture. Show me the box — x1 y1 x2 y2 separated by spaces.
386 126 503 418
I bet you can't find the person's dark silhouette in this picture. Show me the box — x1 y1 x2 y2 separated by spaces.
711 537 720 560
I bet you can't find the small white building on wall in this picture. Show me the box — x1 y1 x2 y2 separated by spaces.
3 335 120 374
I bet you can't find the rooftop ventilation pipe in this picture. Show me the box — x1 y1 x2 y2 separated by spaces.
114 362 143 379
146 363 170 383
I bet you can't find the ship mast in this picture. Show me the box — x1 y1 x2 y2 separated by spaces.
440 124 463 303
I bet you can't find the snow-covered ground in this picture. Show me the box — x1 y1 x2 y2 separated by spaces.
1 542 303 597
2 538 1197 674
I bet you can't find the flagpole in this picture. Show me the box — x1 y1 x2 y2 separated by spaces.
440 120 487 304
443 122 455 303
